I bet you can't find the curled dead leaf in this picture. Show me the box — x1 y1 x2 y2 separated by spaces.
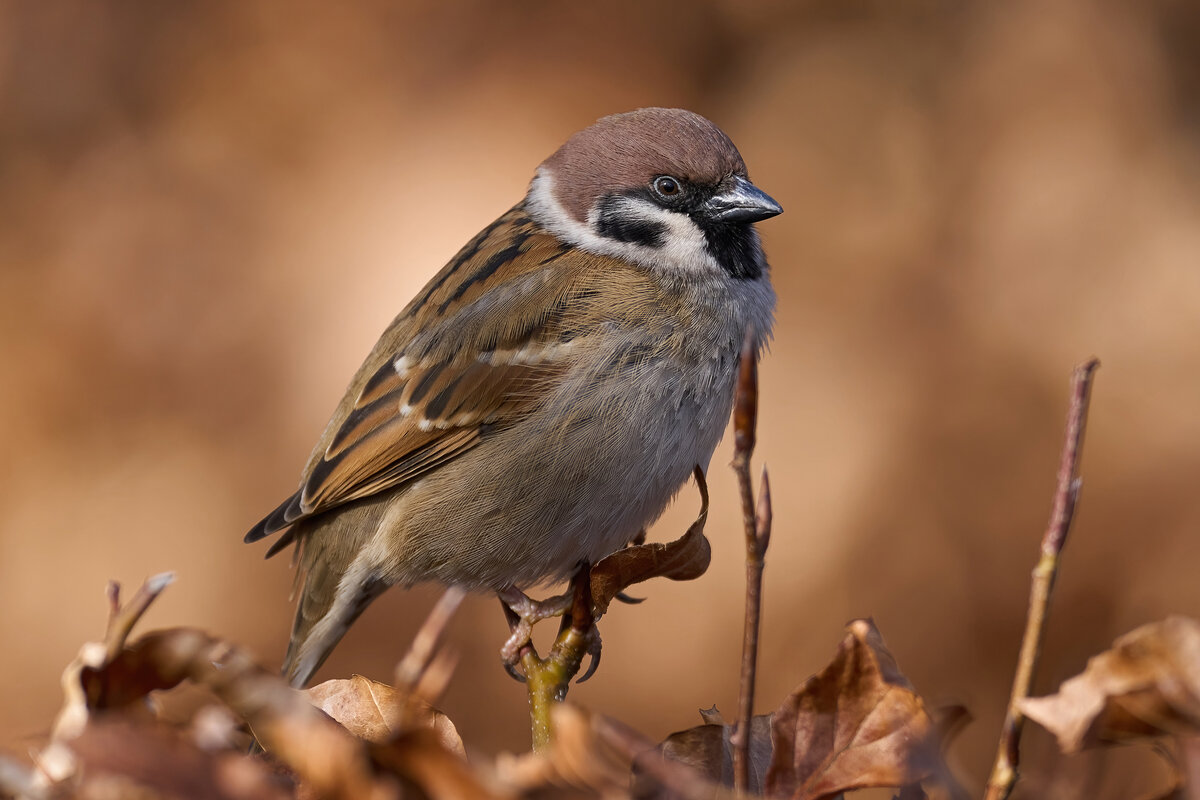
42 576 392 800
52 574 177 743
61 629 390 800
32 576 527 800
765 619 940 800
590 467 711 617
1019 616 1200 753
308 675 402 744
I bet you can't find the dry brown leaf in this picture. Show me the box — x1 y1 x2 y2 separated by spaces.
1019 616 1200 753
631 715 773 798
765 619 939 800
590 468 710 617
37 577 514 800
308 674 464 754
1138 736 1200 800
68 717 292 800
46 625 392 800
369 729 501 800
929 706 971 755
308 675 400 743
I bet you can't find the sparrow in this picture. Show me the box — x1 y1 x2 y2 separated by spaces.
244 108 782 687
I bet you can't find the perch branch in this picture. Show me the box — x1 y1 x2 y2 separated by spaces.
985 358 1100 800
519 569 595 752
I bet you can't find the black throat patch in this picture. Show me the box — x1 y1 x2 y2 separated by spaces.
694 221 764 280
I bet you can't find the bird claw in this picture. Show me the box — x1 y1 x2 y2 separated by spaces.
614 591 645 605
575 628 603 684
502 659 526 683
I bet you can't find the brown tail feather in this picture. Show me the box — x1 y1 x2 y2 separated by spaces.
276 503 391 687
283 572 386 687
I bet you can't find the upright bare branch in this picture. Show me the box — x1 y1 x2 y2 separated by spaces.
985 359 1100 800
731 329 773 794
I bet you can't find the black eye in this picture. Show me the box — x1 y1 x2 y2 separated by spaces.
653 176 681 197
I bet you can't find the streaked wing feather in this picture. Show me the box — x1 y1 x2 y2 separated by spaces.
293 208 590 517
298 356 562 513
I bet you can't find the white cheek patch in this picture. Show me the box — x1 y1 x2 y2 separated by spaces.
525 169 722 277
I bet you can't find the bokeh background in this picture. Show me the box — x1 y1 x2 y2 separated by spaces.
2 1 1199 796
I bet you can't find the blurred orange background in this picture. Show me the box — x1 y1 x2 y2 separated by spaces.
2 1 1199 796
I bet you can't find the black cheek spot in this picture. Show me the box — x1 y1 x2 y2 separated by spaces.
595 195 667 248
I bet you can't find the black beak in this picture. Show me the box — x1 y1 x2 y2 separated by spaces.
700 176 783 224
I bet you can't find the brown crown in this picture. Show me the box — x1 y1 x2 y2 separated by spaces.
540 108 748 222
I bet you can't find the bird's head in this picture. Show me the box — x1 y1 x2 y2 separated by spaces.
526 108 782 281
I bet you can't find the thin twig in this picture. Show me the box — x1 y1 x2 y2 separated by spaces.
393 585 465 729
731 328 771 794
104 572 174 662
985 359 1100 800
394 586 466 693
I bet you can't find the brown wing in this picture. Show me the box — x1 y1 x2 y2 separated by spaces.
298 344 559 512
245 206 641 555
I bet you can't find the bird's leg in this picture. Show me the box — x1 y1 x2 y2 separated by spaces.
503 565 608 749
556 566 603 683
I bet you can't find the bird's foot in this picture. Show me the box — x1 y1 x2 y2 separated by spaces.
497 586 572 665
497 562 602 683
